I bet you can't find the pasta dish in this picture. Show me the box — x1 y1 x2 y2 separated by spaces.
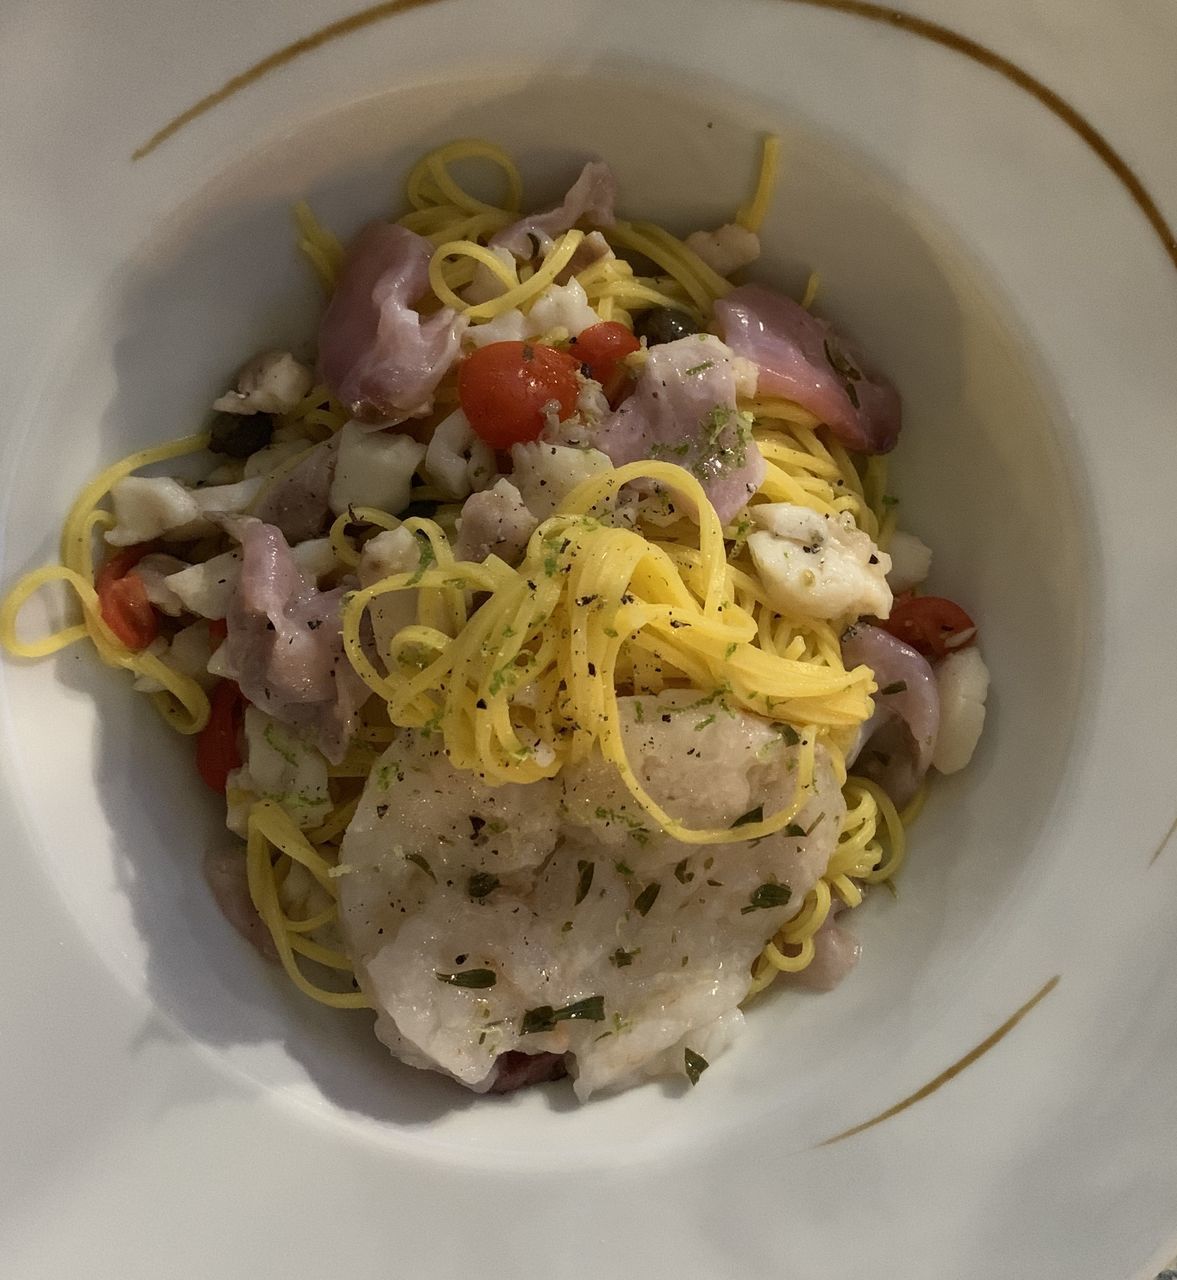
0 137 989 1099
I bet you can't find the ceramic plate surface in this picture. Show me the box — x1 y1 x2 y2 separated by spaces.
2 1 1176 1276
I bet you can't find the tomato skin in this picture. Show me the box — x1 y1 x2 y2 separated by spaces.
570 322 640 382
458 341 581 447
571 322 641 409
96 545 158 650
879 593 976 659
197 680 246 793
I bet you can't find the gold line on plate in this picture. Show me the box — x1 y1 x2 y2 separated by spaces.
131 0 444 160
817 974 1061 1147
1149 812 1177 866
779 0 1177 271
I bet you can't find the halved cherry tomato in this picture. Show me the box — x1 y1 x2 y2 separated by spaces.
197 680 246 793
569 321 641 407
879 593 976 659
458 341 581 447
96 544 158 650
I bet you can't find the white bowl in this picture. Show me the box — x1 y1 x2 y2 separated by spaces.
3 1 1177 1277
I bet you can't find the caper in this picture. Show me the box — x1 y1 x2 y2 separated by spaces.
634 306 701 347
208 411 275 459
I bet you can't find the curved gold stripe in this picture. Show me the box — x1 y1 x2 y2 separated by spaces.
782 0 1177 271
1149 813 1177 866
131 0 444 160
130 0 1177 275
818 974 1060 1147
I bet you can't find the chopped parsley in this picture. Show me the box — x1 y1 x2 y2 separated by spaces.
740 882 793 913
520 995 606 1035
404 852 436 881
634 882 661 916
879 680 908 695
731 805 764 829
684 1047 709 1086
435 968 497 989
467 872 499 900
610 947 639 968
575 859 595 905
684 360 715 376
407 538 436 586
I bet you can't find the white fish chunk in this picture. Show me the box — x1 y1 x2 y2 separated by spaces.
165 549 243 620
422 409 495 500
337 693 843 1099
328 421 425 517
748 503 892 621
932 647 989 773
508 441 612 519
453 479 537 564
226 706 331 834
212 351 313 416
885 530 933 594
105 475 262 546
684 223 761 277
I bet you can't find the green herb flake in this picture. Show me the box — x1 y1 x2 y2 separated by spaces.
634 882 661 917
740 882 793 914
784 823 807 838
634 701 645 723
575 859 595 905
684 1047 709 1086
684 360 715 376
520 995 606 1035
561 995 605 1022
673 858 694 884
407 538 437 586
614 859 635 878
435 968 497 989
610 948 638 968
520 1005 557 1035
731 805 764 829
777 724 801 747
694 714 716 732
405 852 436 881
723 641 738 660
881 494 900 508
879 680 908 695
467 872 499 900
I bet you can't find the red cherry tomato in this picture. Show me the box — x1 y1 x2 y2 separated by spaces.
571 322 640 382
96 545 158 650
458 341 581 447
879 593 977 659
571 322 641 409
197 680 246 793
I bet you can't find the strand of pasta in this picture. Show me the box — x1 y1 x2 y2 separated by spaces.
737 135 782 234
1 431 215 732
246 801 369 1008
